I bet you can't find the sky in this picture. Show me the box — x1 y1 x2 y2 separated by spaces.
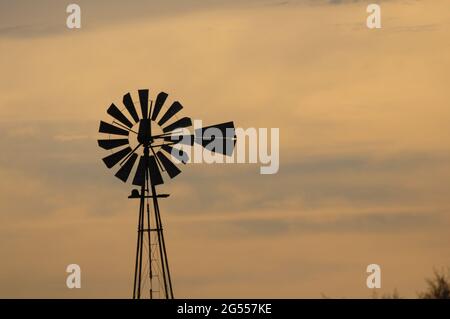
0 0 449 298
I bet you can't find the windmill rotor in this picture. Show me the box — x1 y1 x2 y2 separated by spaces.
98 90 236 186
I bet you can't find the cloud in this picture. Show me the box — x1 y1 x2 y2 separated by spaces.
289 211 444 233
0 24 61 38
388 24 438 33
0 0 408 38
0 0 295 38
182 208 446 240
2 119 449 227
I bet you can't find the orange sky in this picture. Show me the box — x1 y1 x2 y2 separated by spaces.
0 0 449 298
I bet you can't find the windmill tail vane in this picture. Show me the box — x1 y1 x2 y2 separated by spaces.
97 89 236 299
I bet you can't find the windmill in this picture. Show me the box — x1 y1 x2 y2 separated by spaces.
97 89 236 299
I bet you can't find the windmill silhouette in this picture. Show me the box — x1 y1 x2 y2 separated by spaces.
98 89 236 299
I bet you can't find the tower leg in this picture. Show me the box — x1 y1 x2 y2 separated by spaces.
133 181 146 299
151 184 174 299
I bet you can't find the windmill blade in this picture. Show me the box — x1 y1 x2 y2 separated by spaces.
152 92 168 121
162 144 189 164
115 153 138 182
138 89 149 119
123 92 140 123
226 138 237 155
148 155 164 185
102 146 132 168
107 103 133 128
157 101 183 126
98 138 129 150
132 155 164 186
162 117 192 133
156 151 181 179
194 122 236 156
99 121 129 136
132 156 146 186
195 121 236 140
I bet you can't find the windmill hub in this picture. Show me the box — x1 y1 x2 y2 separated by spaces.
137 119 153 146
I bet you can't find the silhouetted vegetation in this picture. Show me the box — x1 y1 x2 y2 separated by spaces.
418 268 450 299
323 268 450 299
381 289 401 299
